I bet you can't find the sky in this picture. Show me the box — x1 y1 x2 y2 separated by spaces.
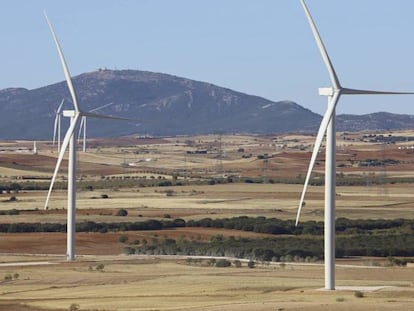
2 0 414 116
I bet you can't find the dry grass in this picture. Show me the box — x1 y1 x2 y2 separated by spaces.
0 256 413 311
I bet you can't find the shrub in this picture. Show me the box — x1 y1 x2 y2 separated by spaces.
123 247 135 255
247 260 256 269
116 209 128 216
215 259 231 267
100 194 109 199
354 291 364 298
233 260 242 268
96 264 105 272
69 304 80 311
118 235 128 243
165 190 174 196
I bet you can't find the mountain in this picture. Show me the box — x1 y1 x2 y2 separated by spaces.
0 69 413 140
0 69 321 139
336 112 414 132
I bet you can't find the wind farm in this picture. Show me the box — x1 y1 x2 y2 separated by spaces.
0 1 413 310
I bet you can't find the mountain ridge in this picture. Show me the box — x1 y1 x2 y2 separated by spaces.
0 69 413 139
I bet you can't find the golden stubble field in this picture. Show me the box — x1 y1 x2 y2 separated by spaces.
1 133 414 310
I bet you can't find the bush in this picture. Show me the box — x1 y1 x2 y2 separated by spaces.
118 235 128 243
215 259 231 267
247 260 256 269
123 247 135 255
116 209 128 216
233 260 242 268
165 190 174 196
354 291 364 298
100 194 109 199
69 304 80 311
96 264 105 272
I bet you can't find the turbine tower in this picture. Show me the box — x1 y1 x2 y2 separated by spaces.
296 0 414 290
52 99 65 152
44 13 128 261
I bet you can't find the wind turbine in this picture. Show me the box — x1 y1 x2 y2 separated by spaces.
52 98 65 152
44 13 128 261
78 102 114 152
296 0 414 290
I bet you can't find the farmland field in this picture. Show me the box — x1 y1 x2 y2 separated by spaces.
0 132 413 310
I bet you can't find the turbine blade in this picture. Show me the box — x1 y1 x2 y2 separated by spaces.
89 102 114 112
44 12 80 113
57 98 65 114
296 91 341 225
81 111 135 121
78 116 85 141
53 99 65 145
300 0 341 89
83 117 87 152
53 115 58 145
57 115 61 151
341 88 414 95
44 113 81 210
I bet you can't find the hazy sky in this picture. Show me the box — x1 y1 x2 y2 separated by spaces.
2 0 414 116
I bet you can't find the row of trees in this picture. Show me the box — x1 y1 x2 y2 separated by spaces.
1 216 411 235
124 232 414 260
186 216 413 236
4 172 414 192
2 216 412 259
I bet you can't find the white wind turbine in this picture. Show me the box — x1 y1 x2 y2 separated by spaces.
78 102 114 152
296 0 414 290
44 13 128 261
52 98 65 152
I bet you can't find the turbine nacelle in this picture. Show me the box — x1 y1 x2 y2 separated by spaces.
318 87 335 96
63 110 76 118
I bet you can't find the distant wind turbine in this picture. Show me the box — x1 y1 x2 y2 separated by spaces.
52 98 65 152
44 12 129 261
296 0 414 290
78 102 115 152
